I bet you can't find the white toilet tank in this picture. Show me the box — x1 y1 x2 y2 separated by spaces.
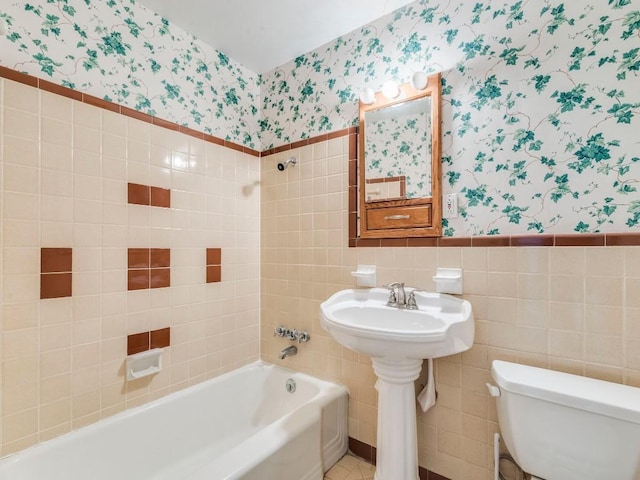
491 360 640 480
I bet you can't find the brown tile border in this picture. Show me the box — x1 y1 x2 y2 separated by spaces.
347 437 448 480
0 66 259 157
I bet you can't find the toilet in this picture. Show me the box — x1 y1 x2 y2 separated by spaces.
489 360 640 480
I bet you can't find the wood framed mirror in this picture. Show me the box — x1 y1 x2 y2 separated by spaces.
358 72 441 238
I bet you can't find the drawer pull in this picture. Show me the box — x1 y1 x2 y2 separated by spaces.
384 214 411 220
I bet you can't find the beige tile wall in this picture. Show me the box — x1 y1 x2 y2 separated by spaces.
0 78 261 456
260 138 640 480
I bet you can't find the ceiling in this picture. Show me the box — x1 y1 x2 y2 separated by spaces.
137 0 416 73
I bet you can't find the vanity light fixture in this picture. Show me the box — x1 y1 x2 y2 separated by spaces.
360 71 432 105
381 80 400 100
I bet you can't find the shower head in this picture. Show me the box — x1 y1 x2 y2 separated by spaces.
277 157 296 171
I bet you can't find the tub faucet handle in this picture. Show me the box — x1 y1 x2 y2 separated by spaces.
298 331 311 343
274 326 287 337
285 328 298 341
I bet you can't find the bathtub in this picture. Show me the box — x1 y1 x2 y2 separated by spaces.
0 361 348 480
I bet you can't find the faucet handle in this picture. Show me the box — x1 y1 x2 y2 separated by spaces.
406 289 426 310
274 326 287 337
383 283 398 306
285 328 299 341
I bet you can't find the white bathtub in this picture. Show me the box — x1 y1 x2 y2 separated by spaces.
0 361 348 480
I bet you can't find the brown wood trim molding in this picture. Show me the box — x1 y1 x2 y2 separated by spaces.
0 66 259 157
347 437 449 480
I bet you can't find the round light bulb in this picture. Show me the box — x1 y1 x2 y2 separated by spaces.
381 80 400 99
359 87 376 105
411 71 429 90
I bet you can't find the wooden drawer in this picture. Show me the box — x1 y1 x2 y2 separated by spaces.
366 205 432 230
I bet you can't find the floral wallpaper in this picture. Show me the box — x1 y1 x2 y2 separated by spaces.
1 0 638 235
365 103 431 199
0 0 260 149
261 0 640 236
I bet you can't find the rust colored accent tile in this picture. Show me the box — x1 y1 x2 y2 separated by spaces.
121 106 153 124
510 234 554 247
128 182 150 206
243 146 260 157
348 186 357 213
606 233 640 246
150 268 170 289
150 248 170 268
380 238 408 247
427 470 450 480
40 273 72 299
82 93 120 113
555 234 605 247
206 248 222 265
349 238 357 248
348 437 375 464
128 248 150 268
127 332 150 355
0 66 39 87
128 269 150 290
41 248 72 273
309 134 330 146
150 327 171 349
203 133 225 146
327 127 350 140
152 116 179 131
472 236 511 247
348 159 357 187
206 265 222 283
261 148 276 157
39 79 83 101
271 144 292 155
355 238 381 247
179 125 204 139
348 213 358 240
438 237 472 247
223 141 244 153
347 126 358 135
150 186 171 208
289 139 307 150
349 134 358 160
407 237 439 247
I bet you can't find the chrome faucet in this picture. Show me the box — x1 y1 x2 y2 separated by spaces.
385 282 407 307
279 345 298 360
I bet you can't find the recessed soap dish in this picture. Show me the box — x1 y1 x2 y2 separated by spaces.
126 348 162 380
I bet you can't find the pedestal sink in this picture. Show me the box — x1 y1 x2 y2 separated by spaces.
320 287 474 480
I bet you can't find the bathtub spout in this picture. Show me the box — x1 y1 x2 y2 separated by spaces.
279 345 298 360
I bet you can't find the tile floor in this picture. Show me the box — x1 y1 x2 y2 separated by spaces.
324 454 375 480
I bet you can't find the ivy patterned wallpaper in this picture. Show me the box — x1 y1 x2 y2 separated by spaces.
365 103 432 199
261 0 640 236
0 0 261 149
1 0 639 235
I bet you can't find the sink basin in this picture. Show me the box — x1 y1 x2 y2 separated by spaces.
320 287 474 360
321 287 474 480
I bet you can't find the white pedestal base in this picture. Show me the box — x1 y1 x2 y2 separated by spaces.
372 358 423 480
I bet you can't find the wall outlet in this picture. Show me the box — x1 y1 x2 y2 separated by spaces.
444 193 458 218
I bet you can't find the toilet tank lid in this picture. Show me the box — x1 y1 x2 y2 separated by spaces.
492 360 640 425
